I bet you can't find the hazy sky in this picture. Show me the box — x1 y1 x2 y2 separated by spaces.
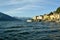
0 0 60 17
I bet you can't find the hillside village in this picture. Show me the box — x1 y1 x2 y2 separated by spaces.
27 7 60 22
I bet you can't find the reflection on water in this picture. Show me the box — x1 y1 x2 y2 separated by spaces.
0 21 60 40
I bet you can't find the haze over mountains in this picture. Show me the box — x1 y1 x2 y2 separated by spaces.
0 12 31 21
0 7 60 21
0 12 21 21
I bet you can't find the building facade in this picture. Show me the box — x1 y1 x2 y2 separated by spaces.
32 13 60 22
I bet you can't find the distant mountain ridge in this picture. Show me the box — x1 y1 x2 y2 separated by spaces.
0 12 20 21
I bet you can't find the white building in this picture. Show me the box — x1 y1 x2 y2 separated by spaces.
27 20 32 22
37 16 43 20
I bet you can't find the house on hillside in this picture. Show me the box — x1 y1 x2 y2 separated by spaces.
37 15 43 21
43 14 49 21
32 15 43 22
32 16 38 22
48 12 60 21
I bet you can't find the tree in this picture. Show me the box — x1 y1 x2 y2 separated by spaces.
56 7 60 13
48 12 53 16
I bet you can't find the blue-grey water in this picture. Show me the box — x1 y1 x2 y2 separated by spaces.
0 21 60 40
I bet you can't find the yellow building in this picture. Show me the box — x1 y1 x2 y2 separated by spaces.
32 13 60 22
47 13 60 21
32 16 38 21
32 15 43 22
49 15 55 21
55 14 59 20
43 14 49 21
37 15 43 20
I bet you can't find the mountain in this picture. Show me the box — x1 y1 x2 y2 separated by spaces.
14 17 32 22
0 12 21 21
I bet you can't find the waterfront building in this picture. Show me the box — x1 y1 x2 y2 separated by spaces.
43 14 49 21
27 20 32 22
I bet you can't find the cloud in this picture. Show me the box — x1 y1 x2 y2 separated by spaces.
0 0 60 17
6 4 45 14
0 0 49 6
0 0 58 7
0 0 60 6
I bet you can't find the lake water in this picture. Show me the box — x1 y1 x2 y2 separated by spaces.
0 21 60 40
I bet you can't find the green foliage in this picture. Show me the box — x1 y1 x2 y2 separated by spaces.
56 7 60 13
48 12 53 16
50 12 53 15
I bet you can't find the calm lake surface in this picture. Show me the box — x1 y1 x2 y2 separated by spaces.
0 21 60 40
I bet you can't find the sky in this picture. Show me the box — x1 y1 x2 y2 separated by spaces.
0 0 60 17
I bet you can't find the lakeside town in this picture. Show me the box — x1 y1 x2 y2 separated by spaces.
27 7 60 22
